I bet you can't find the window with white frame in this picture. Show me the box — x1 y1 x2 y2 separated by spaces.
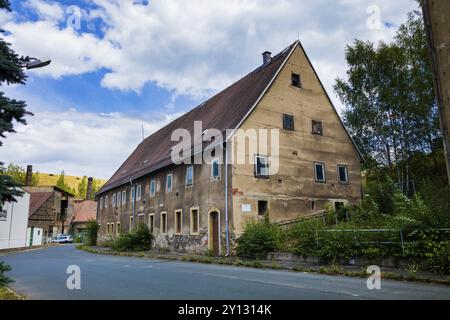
122 190 126 205
131 187 135 202
166 174 173 192
116 222 121 235
211 158 220 180
100 197 104 210
149 179 156 197
255 155 269 178
148 214 154 234
112 194 116 207
136 184 142 201
117 192 121 207
337 165 349 184
105 195 108 208
314 162 326 183
185 166 194 186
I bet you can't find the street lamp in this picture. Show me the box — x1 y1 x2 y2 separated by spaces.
23 57 51 70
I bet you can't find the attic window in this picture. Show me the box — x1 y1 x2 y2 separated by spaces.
291 73 301 88
312 120 323 136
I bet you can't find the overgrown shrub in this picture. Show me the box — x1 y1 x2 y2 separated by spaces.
85 219 100 246
112 224 152 252
0 261 12 286
236 215 282 259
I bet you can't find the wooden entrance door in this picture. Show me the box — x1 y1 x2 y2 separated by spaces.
210 212 219 256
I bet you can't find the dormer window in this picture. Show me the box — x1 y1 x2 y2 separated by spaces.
291 73 301 88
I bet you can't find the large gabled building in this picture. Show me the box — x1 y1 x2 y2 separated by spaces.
97 40 363 255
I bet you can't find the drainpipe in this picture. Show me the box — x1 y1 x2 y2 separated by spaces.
224 141 230 256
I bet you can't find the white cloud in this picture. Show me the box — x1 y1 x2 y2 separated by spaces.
0 103 180 179
1 0 418 101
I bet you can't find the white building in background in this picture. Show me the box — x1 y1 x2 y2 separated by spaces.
0 189 31 250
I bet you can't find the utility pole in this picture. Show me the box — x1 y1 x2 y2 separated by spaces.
422 0 450 186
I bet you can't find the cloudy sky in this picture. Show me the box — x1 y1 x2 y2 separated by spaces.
0 0 418 179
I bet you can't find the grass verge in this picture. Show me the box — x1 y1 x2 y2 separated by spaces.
0 286 23 300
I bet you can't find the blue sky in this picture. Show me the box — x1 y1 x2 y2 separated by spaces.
0 0 418 179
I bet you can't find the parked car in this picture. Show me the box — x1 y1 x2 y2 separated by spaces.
51 234 73 244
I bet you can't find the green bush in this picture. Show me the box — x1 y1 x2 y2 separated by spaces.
0 261 12 286
289 218 324 257
236 215 282 259
112 224 152 252
85 219 100 246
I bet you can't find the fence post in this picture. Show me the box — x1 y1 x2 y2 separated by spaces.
400 230 405 256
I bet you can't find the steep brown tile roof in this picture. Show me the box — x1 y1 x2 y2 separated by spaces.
98 41 298 194
29 192 53 217
73 200 97 223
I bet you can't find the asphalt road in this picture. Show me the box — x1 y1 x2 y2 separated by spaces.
1 245 450 300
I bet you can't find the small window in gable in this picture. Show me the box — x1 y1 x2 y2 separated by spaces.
283 114 294 131
312 120 323 136
291 73 301 88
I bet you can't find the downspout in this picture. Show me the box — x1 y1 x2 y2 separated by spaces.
224 141 230 256
130 179 136 230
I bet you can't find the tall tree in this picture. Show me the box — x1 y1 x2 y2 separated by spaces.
77 176 88 199
0 0 32 203
5 163 39 186
334 9 439 191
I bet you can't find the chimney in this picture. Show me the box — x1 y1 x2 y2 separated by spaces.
25 165 33 186
262 51 272 65
86 177 93 200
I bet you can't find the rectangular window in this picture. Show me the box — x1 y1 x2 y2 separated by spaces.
312 120 323 135
137 214 145 225
106 223 109 234
175 210 182 235
314 162 326 183
291 73 301 88
136 184 142 201
116 222 121 235
258 200 268 216
0 204 8 221
110 222 115 235
255 155 269 178
148 214 154 234
338 165 349 184
116 192 121 207
161 212 167 234
190 208 199 235
283 114 295 131
131 187 135 202
166 174 173 192
211 158 220 180
112 194 116 207
122 191 126 205
100 197 104 210
105 196 108 208
149 179 156 197
185 166 194 186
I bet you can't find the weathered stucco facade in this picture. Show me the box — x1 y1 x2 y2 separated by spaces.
97 41 363 255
